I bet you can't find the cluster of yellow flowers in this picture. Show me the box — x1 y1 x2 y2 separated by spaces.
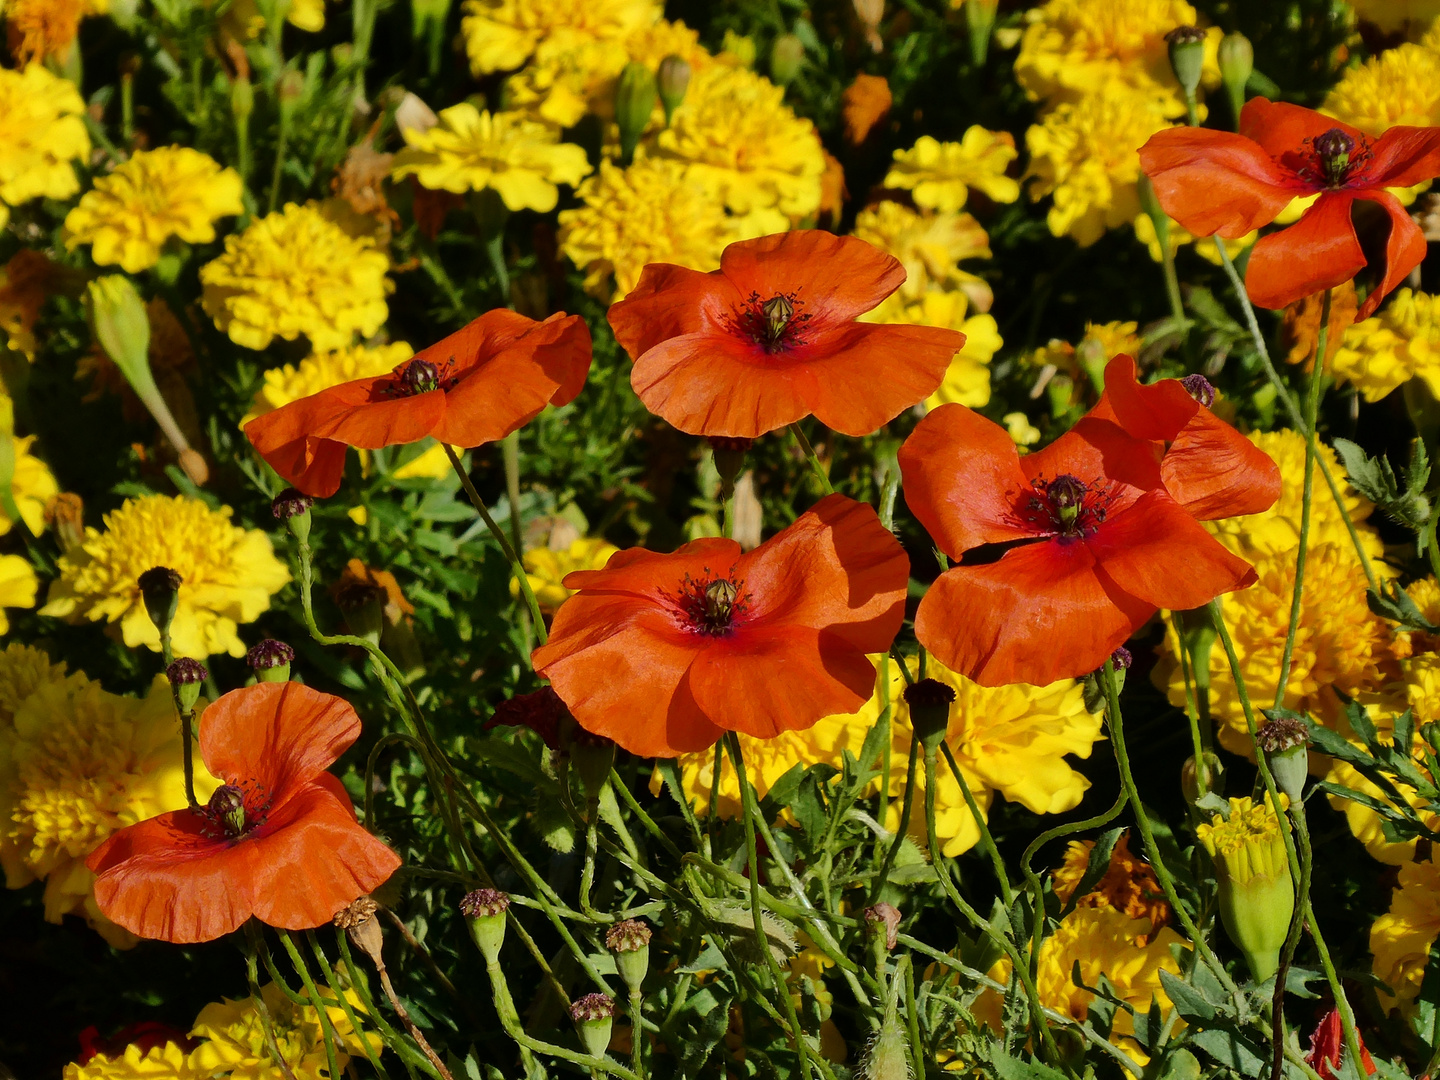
1330 289 1440 403
1322 21 1440 136
0 64 90 231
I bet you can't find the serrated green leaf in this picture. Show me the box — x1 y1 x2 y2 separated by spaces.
1158 970 1217 1022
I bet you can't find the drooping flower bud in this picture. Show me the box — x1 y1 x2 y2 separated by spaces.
614 62 657 166
246 639 295 683
709 436 754 500
1197 793 1293 982
1165 26 1207 100
1218 32 1253 125
460 888 510 964
656 55 691 125
770 34 806 87
862 964 910 1080
271 488 314 545
138 566 182 638
1257 713 1309 802
605 918 652 994
863 902 901 951
903 678 955 754
1181 751 1224 806
165 657 208 712
570 993 615 1058
1305 1008 1377 1080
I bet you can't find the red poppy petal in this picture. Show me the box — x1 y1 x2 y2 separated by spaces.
1021 418 1164 508
536 314 595 407
1244 193 1365 311
242 419 349 498
1095 355 1197 440
1139 126 1304 239
303 384 449 450
1353 189 1430 320
630 331 817 438
738 493 908 647
801 322 964 436
1240 99 1365 161
1363 125 1440 190
607 263 745 360
914 541 1149 687
898 404 1035 557
411 309 540 377
88 811 259 944
687 624 879 739
558 537 741 597
718 231 906 330
199 682 362 801
247 775 401 931
1086 490 1258 609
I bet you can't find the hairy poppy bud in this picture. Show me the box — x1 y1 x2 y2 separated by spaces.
271 488 313 545
605 918 652 994
460 888 510 964
1165 25 1207 99
246 639 295 683
138 566 182 638
709 436 753 500
1198 793 1293 981
863 902 901 950
1257 713 1309 802
770 34 806 87
656 55 691 125
1083 647 1130 713
165 657 208 712
1218 32 1253 124
904 678 955 754
863 967 910 1080
570 993 615 1057
615 62 657 166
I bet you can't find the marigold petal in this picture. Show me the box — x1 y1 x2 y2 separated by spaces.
1138 126 1303 239
802 323 963 436
718 231 905 330
1353 189 1431 320
1245 193 1366 311
1364 125 1440 189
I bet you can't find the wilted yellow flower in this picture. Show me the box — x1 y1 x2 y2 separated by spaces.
656 64 825 231
0 555 38 635
0 673 220 945
40 495 291 659
0 249 66 361
1053 833 1169 939
1370 853 1440 1014
883 130 1019 212
0 64 90 231
63 1039 194 1080
391 104 591 212
2 0 106 64
200 202 391 352
511 536 620 612
1026 81 1175 246
851 200 994 309
0 434 59 538
977 907 1189 1063
558 155 748 300
189 983 379 1080
241 341 414 427
63 147 243 274
861 288 1000 409
1330 289 1440 403
460 0 661 75
1015 0 1219 112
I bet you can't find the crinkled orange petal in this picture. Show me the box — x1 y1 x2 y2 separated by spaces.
1087 489 1258 610
199 682 362 801
1020 417 1163 509
1363 125 1440 190
247 774 401 930
608 263 745 359
1139 126 1304 239
718 231 905 331
1240 99 1364 162
300 379 449 450
1245 193 1365 311
559 537 740 596
898 404 1035 557
803 323 963 436
242 418 350 497
915 540 1149 687
1353 189 1430 321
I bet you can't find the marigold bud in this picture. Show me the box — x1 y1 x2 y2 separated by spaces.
605 918 652 994
1165 25 1207 98
165 657 207 712
903 678 954 754
461 888 510 964
1257 713 1309 802
1218 32 1253 123
570 993 615 1057
246 639 294 683
770 33 806 87
965 0 999 66
615 62 657 166
138 566 182 638
271 488 314 545
656 55 691 124
1198 793 1294 981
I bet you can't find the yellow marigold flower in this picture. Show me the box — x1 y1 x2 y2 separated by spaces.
883 129 1020 212
63 147 243 274
2 0 105 64
0 64 90 231
661 655 1103 856
0 433 59 537
860 288 1000 409
656 64 825 229
0 674 220 946
1005 412 1042 447
241 341 414 427
1370 853 1440 1014
851 200 994 309
1351 0 1440 35
1015 0 1220 112
977 907 1189 1064
1331 289 1440 403
1025 81 1175 247
1024 320 1142 408
390 104 592 212
64 1041 194 1080
1052 832 1169 939
1322 44 1440 137
558 155 750 301
0 643 65 720
1326 732 1440 866
460 0 660 75
1133 210 1257 265
189 982 379 1080
511 536 620 612
0 554 38 635
288 0 325 30
40 494 291 659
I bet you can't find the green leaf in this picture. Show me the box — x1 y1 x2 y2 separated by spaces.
1158 970 1216 1022
1189 1025 1269 1073
1333 437 1395 505
1157 1048 1201 1080
1058 827 1122 919
989 1046 1070 1080
1368 581 1440 631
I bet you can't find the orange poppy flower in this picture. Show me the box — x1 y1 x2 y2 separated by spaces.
899 358 1277 687
86 681 401 944
244 309 593 497
1139 98 1440 319
531 493 908 757
606 230 966 439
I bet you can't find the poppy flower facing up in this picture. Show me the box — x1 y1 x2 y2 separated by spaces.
899 357 1279 687
1139 98 1440 318
244 309 593 497
531 493 909 757
606 230 967 439
86 681 401 944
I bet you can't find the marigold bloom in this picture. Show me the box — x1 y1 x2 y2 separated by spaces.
1053 833 1169 939
850 200 994 309
1140 98 1440 318
1326 728 1440 866
0 64 90 231
840 73 892 145
188 983 378 1080
87 681 401 943
3 0 105 63
199 201 391 352
64 1039 194 1080
0 554 38 634
40 495 291 659
0 433 58 537
901 356 1276 686
63 148 243 274
1331 289 1440 403
532 493 908 756
245 309 592 498
1371 853 1440 1013
608 230 965 439
390 104 591 213
861 288 1000 410
1322 44 1440 138
460 0 661 76
513 536 621 612
883 130 1020 212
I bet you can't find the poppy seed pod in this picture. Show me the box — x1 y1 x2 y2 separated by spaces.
460 888 510 964
903 678 955 754
615 62 657 165
570 993 615 1058
1257 714 1309 802
605 918 652 994
1165 26 1207 99
246 639 295 683
165 657 208 712
1198 793 1293 981
656 55 691 124
137 566 182 638
271 488 314 545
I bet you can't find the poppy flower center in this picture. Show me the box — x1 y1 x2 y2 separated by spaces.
200 781 269 841
397 358 442 395
1024 473 1112 539
1301 128 1369 188
672 570 750 635
735 291 811 353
